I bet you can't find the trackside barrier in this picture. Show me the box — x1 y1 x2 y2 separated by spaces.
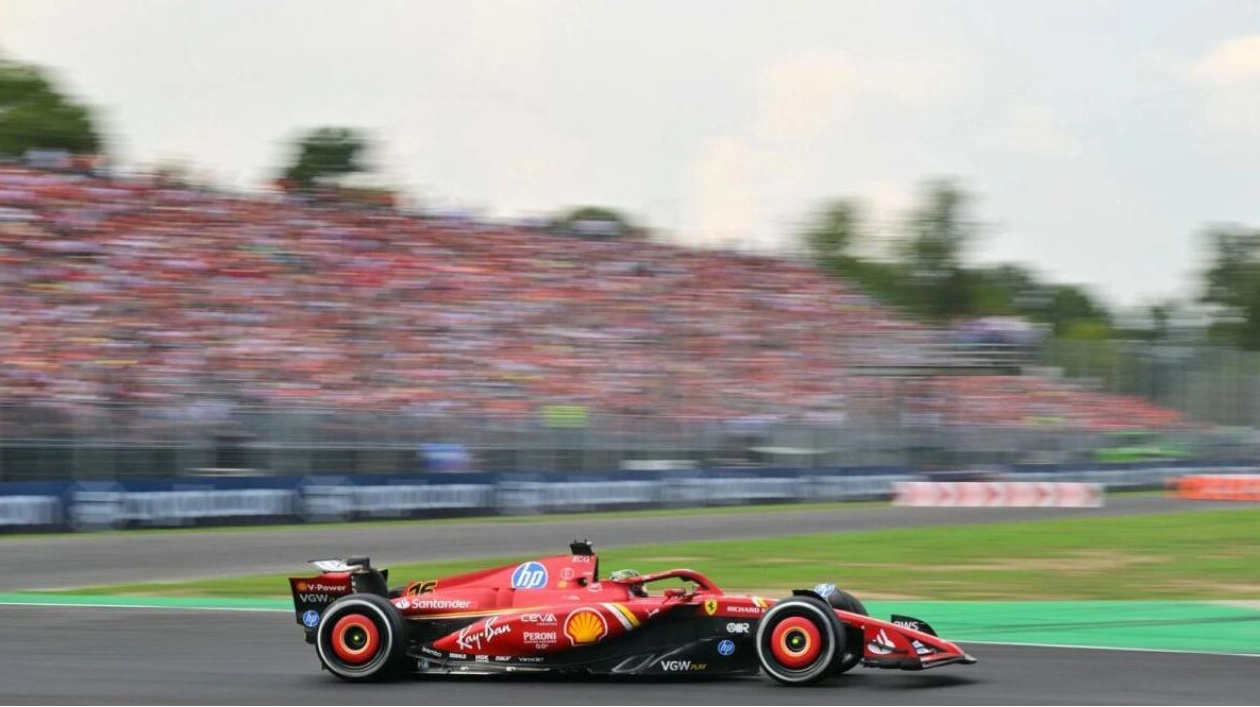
0 469 913 531
1170 474 1260 501
0 462 1244 532
892 481 1104 508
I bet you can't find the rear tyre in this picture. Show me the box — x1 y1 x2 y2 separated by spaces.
823 588 868 675
315 594 406 681
755 596 844 686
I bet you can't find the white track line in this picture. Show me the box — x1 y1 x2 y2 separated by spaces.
3 601 1256 658
960 639 1260 658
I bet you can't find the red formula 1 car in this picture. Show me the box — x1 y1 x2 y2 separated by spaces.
288 541 976 686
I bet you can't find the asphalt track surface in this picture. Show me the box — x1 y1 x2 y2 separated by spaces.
0 495 1229 591
1 498 1254 704
1 605 1254 705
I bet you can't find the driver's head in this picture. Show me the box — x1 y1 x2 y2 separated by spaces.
609 568 647 598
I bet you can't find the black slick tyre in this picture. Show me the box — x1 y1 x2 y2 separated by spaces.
755 596 845 686
314 594 406 681
825 588 868 675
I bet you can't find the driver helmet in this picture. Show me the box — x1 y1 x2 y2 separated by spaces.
609 568 647 598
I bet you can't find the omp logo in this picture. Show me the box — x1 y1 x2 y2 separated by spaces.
725 622 750 634
659 660 707 672
703 599 718 616
298 593 330 603
510 562 548 589
563 608 608 645
521 613 557 624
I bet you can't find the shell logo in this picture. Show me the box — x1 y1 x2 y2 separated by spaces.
563 608 608 646
296 581 308 592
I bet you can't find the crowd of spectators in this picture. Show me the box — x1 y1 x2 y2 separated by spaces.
0 164 1183 433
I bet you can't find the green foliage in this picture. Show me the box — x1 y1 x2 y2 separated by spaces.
280 127 368 189
1058 318 1112 342
901 179 973 273
0 56 102 155
1201 226 1260 350
1039 284 1112 337
897 180 978 320
553 206 635 238
799 180 1114 329
802 198 861 265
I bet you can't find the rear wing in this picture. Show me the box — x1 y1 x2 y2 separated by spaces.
288 556 389 639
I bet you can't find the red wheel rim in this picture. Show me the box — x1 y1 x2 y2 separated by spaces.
770 616 823 669
331 614 381 665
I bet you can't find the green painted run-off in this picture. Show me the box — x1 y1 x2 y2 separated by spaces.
0 594 1256 656
0 592 291 611
866 600 1260 655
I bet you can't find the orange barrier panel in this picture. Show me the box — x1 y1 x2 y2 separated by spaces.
1170 474 1260 501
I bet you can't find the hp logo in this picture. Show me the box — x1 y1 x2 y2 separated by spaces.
510 561 549 589
301 610 320 628
718 639 736 656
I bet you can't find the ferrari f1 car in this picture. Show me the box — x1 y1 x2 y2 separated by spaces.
288 540 976 686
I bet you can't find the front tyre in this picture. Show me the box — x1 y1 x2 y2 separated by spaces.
824 588 868 675
315 594 405 681
755 596 845 686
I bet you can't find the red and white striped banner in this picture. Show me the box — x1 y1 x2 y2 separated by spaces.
892 481 1104 508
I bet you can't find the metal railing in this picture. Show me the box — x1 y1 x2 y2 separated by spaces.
0 399 1250 482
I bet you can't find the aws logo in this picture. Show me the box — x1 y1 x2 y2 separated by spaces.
563 607 608 646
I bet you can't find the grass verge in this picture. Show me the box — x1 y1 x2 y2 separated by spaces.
47 507 1260 601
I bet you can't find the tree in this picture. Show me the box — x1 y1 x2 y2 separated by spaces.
801 198 862 267
1200 226 1260 348
1041 284 1111 337
553 206 636 239
280 127 369 190
0 56 103 156
970 263 1037 315
899 179 980 320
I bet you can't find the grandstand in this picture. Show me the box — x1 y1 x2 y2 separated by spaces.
0 163 1185 478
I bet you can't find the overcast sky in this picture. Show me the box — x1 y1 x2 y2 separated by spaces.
4 0 1260 307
